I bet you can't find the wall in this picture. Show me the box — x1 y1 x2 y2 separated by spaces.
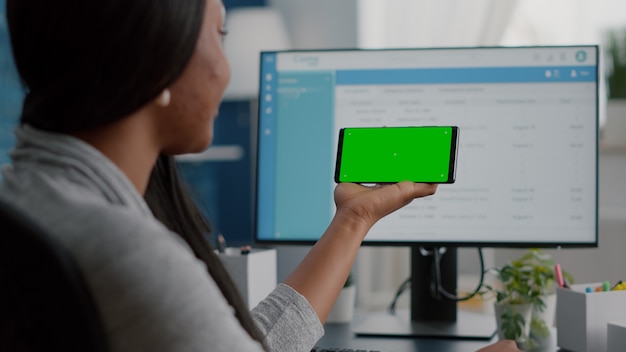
268 0 358 50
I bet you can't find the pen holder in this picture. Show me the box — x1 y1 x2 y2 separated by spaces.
217 247 277 309
556 283 626 352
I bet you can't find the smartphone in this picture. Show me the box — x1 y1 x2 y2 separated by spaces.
334 126 459 184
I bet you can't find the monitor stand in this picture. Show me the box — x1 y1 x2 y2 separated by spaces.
352 246 496 340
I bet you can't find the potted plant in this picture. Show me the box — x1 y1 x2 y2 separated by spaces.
606 28 626 99
513 249 573 349
483 260 534 347
604 27 626 145
326 272 356 323
481 249 574 349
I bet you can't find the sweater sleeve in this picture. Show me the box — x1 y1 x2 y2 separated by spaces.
251 283 325 352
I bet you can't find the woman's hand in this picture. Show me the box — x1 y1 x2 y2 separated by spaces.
476 340 522 352
333 181 438 232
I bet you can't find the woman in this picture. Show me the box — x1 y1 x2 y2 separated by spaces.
1 0 519 351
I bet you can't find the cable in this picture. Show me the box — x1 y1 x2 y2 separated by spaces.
433 246 485 301
388 246 486 313
388 277 411 315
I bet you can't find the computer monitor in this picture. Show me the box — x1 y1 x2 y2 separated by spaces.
254 45 599 338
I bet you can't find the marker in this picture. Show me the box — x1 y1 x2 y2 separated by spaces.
555 264 564 288
562 277 571 288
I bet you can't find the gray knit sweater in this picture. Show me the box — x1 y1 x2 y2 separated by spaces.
0 125 323 352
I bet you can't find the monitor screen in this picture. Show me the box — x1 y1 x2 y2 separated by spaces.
255 46 599 247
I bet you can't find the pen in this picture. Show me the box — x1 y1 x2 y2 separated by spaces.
217 233 226 253
612 280 625 290
554 264 564 288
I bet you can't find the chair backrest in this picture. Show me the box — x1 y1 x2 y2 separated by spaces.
0 198 108 352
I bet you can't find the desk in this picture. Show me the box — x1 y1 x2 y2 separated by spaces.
316 312 559 352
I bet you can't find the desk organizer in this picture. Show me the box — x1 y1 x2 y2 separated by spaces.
556 283 626 352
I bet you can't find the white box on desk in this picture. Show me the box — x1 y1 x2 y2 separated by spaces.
217 247 277 310
556 283 626 352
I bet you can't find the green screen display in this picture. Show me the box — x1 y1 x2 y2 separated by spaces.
335 126 458 183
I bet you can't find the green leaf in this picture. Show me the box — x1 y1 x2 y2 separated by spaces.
499 307 527 341
530 316 550 339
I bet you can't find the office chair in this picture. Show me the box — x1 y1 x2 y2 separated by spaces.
0 198 108 352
